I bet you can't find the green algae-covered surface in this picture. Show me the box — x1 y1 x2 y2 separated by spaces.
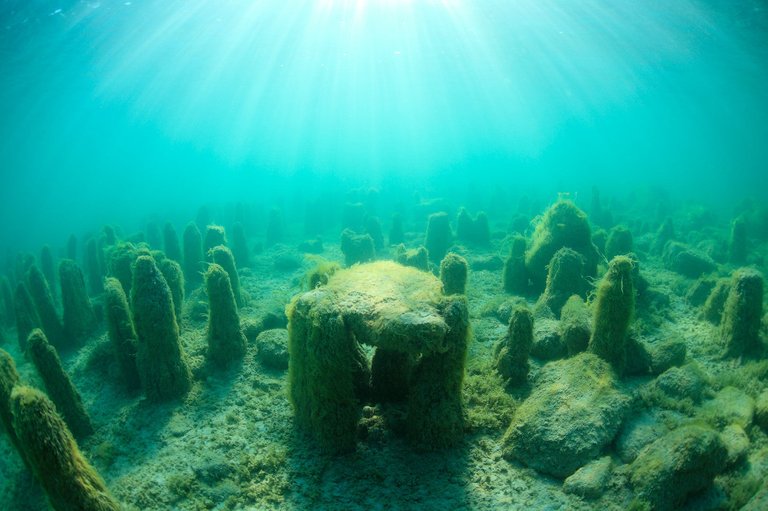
0 213 766 510
309 261 447 354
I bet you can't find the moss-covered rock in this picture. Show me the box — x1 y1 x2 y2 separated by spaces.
287 261 467 453
101 225 117 246
103 278 141 391
469 254 503 271
131 255 191 402
204 225 227 255
493 297 528 325
406 295 468 450
525 200 598 291
502 235 528 295
456 208 490 246
615 411 671 463
588 256 635 375
591 229 607 256
494 306 533 386
652 363 709 404
394 244 429 272
605 225 633 260
209 245 244 308
700 278 730 324
257 310 288 334
303 256 341 290
255 329 289 371
700 386 755 429
501 353 630 478
424 212 452 264
59 259 97 342
686 277 716 306
11 386 120 511
651 217 675 254
272 248 302 271
721 268 764 358
456 207 473 243
439 252 468 295
559 295 591 356
537 248 586 318
473 212 490 246
340 229 375 267
728 216 748 264
562 456 611 500
106 242 139 298
159 258 185 326
648 339 686 374
629 425 727 511
721 423 749 468
205 263 246 369
531 317 566 360
0 348 25 465
662 241 717 278
627 252 649 297
624 336 652 376
26 329 93 438
287 289 369 453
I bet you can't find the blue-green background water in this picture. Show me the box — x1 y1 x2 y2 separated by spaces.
1 0 767 251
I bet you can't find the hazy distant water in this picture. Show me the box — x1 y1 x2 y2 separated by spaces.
1 0 767 250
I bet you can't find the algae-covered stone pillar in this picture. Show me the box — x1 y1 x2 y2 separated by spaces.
11 386 120 511
287 261 469 453
526 199 598 292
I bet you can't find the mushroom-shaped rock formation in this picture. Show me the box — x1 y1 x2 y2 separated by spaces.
287 261 469 453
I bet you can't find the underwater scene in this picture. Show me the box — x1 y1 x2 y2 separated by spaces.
1 0 768 510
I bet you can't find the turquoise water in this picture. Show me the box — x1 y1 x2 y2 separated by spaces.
1 0 767 250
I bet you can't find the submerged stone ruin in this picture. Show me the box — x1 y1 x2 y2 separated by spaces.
287 260 469 453
1 191 767 511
